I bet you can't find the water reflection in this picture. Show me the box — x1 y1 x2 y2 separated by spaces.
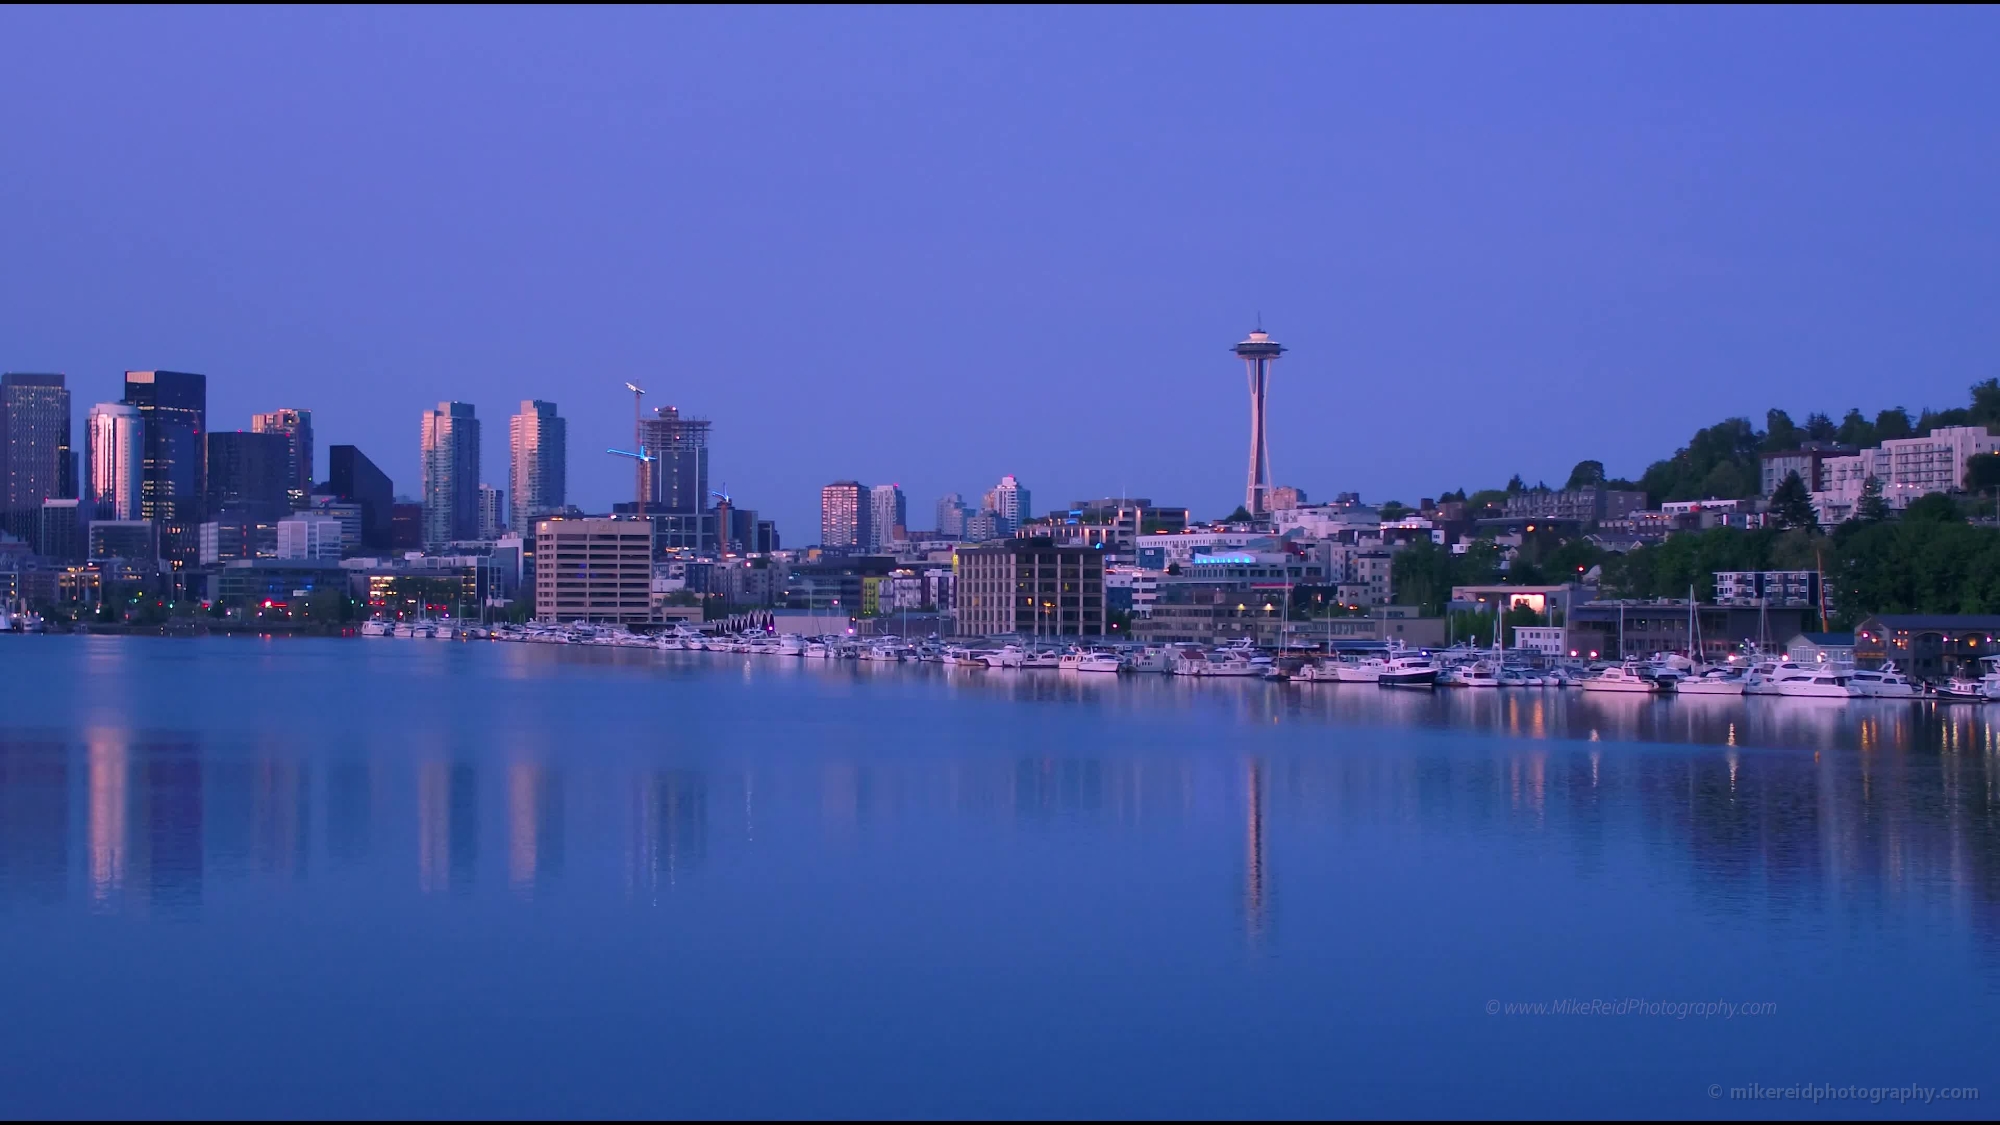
3 679 2000 948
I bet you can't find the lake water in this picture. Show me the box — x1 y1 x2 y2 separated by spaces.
0 636 1995 1118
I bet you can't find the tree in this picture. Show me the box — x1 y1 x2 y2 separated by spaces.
1763 409 1800 452
1223 505 1253 523
1769 471 1818 530
1378 500 1411 521
1902 491 1963 524
1875 407 1914 442
1505 474 1526 495
1804 412 1838 442
1964 452 2000 494
1564 460 1606 490
1857 475 1891 523
1836 408 1876 449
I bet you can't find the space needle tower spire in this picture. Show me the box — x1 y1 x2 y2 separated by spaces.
1234 321 1285 518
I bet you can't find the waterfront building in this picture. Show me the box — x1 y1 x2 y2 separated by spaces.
869 484 906 551
328 445 393 550
206 431 292 524
508 400 566 531
1785 631 1856 665
953 537 1105 638
638 405 709 514
421 402 480 547
533 517 654 625
780 554 895 616
124 370 208 567
1567 600 1806 662
1234 326 1284 517
820 481 869 549
1 373 73 544
276 514 344 560
84 402 143 521
250 408 314 510
478 484 505 540
936 493 969 539
206 558 348 607
1853 614 2000 679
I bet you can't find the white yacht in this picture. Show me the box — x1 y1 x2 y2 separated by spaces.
982 645 1027 669
1460 661 1500 688
1677 668 1746 696
1846 663 1919 699
1742 660 1814 696
360 619 394 638
1074 651 1124 673
1582 663 1659 693
1775 671 1858 698
1172 647 1257 677
1329 655 1388 683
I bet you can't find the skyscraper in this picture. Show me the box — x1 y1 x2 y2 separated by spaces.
206 431 292 523
251 408 314 511
125 370 207 566
820 481 869 549
936 493 969 539
1234 326 1284 517
638 405 710 514
508 400 566 532
85 402 144 521
328 445 393 549
478 483 505 540
1 373 73 542
869 484 906 550
421 402 480 547
988 474 1029 527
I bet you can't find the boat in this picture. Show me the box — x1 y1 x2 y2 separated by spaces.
1774 671 1858 698
1677 668 1746 696
360 619 394 638
1075 651 1124 673
1846 662 1919 699
1461 660 1500 688
1377 651 1439 688
1128 646 1174 674
1742 659 1814 696
981 645 1026 669
1582 663 1659 693
1171 647 1257 677
1328 656 1388 683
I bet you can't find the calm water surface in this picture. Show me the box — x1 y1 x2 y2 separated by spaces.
1 637 1996 1118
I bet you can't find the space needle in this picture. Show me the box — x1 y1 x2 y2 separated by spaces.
1234 323 1285 518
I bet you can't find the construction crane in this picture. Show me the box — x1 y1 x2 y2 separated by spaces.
615 382 648 514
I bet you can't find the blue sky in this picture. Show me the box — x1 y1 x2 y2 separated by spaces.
3 7 1997 533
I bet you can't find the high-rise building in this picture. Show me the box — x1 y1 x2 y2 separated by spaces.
954 538 1105 637
638 405 710 514
125 370 207 566
2 373 73 542
390 501 424 550
206 431 293 523
508 400 566 532
936 493 969 539
276 514 344 560
985 475 1029 527
328 445 393 549
1234 326 1284 517
85 402 144 521
38 498 83 562
421 402 480 547
820 481 869 549
478 483 505 540
869 484 906 550
250 408 314 511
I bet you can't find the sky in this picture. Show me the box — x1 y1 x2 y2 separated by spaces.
3 7 1998 535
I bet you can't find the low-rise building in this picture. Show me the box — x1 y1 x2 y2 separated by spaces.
1785 631 1856 665
1853 614 2000 679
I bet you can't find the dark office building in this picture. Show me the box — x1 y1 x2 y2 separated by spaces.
124 370 207 567
639 406 710 514
38 499 83 562
390 501 424 550
206 431 292 524
251 408 314 511
2 373 73 543
328 445 394 549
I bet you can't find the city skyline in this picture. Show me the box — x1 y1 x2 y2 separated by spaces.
5 9 1998 535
